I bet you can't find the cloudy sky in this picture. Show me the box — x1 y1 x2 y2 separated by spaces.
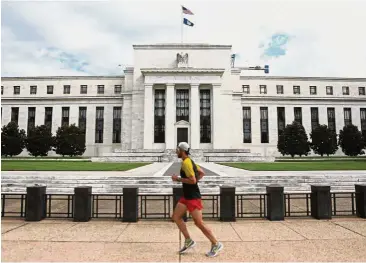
1 0 365 77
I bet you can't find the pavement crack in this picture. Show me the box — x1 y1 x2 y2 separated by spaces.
2 222 28 234
230 222 243 241
331 221 366 238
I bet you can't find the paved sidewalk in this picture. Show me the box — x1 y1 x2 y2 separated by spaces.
2 218 366 262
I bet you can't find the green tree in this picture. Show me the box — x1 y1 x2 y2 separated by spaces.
26 125 54 157
339 124 366 156
280 121 311 157
1 122 26 157
54 124 86 157
277 132 287 156
310 125 338 156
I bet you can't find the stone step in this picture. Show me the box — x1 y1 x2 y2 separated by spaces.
91 157 161 162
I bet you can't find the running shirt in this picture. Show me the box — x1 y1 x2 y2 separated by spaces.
180 157 201 199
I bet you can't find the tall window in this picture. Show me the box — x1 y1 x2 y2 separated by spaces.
260 107 269 143
327 108 336 132
63 85 70 94
154 89 165 143
361 108 366 139
11 107 19 125
44 107 53 130
1 86 3 95
277 107 285 138
344 108 352 126
294 107 302 124
47 85 54 94
326 86 333 95
342 86 349 95
242 85 250 94
27 107 36 134
95 107 104 143
80 85 87 94
260 85 267 94
30 86 37 95
14 86 20 95
176 89 189 122
113 107 122 143
243 107 251 143
310 86 317 95
97 85 104 94
114 85 122 94
78 107 87 135
311 107 319 131
359 87 365 95
293 86 300 94
61 107 70 127
276 85 284 94
200 90 211 143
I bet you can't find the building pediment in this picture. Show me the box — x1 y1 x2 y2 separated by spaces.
175 120 190 126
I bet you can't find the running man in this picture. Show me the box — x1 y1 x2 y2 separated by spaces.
171 142 223 257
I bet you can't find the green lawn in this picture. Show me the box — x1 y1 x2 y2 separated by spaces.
220 161 366 171
1 160 149 171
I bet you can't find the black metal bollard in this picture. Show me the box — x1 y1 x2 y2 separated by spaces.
73 186 92 222
25 186 47 221
266 185 284 221
122 187 139 222
173 187 187 222
355 184 366 218
220 186 236 222
311 185 332 219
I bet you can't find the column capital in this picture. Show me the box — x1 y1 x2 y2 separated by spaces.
190 83 200 88
166 83 175 88
212 83 221 88
144 83 154 88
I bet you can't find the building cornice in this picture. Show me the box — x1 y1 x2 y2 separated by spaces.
1 76 124 81
140 68 225 75
240 95 366 102
1 95 122 101
240 76 366 82
133 43 232 50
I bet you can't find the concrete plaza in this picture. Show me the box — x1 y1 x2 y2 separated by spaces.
2 218 366 262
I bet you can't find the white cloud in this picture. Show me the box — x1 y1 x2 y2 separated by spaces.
1 0 366 77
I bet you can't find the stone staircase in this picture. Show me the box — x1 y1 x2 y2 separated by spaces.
2 173 365 194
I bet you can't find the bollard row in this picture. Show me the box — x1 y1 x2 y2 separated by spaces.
24 184 366 222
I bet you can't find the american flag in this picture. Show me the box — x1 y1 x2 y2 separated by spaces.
182 6 194 15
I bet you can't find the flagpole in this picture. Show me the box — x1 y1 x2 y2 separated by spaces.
181 6 183 43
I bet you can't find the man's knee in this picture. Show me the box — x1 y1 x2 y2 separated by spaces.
172 213 181 222
194 218 204 228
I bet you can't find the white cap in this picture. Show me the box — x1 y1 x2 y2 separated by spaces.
177 142 190 152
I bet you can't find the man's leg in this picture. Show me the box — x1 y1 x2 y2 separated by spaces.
172 202 190 239
190 209 217 244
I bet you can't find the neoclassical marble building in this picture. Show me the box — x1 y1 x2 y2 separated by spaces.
1 43 366 159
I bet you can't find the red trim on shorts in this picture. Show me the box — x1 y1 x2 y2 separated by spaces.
178 197 203 212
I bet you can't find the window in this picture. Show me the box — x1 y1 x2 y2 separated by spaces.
154 89 165 143
277 107 285 138
176 89 189 122
276 85 284 94
242 107 251 143
63 85 70 94
78 107 87 135
113 107 122 143
44 107 53 130
293 86 300 94
242 85 250 94
114 85 122 94
361 108 366 139
359 87 365 95
260 85 267 94
342 86 349 95
61 107 70 127
1 86 3 95
95 107 104 143
11 107 19 125
14 86 20 95
47 85 54 94
344 108 352 126
294 107 302 124
200 90 211 143
311 107 319 131
30 86 37 95
326 86 333 95
310 86 317 95
327 108 336 132
27 107 36 134
80 85 87 94
97 85 104 94
260 107 269 143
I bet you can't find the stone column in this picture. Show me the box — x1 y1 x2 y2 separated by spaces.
190 84 200 149
165 84 175 149
211 84 221 149
143 84 153 149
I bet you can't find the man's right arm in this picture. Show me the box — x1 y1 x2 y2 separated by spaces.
197 166 205 181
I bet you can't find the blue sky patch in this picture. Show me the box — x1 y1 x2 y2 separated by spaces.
261 33 291 58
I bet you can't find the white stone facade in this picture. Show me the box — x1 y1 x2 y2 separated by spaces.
1 43 366 157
